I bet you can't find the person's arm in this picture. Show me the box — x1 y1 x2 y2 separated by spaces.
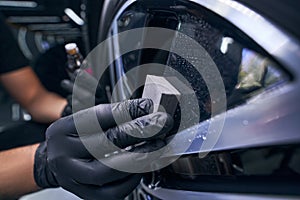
0 144 40 199
0 66 67 123
0 99 173 199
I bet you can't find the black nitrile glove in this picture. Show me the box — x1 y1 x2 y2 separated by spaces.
61 69 108 117
34 99 173 200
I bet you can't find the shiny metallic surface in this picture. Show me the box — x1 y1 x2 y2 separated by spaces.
164 83 300 156
160 0 300 156
190 0 300 77
141 182 300 200
109 0 300 156
110 0 300 77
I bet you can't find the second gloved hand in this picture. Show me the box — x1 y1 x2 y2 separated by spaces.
61 69 108 117
34 98 173 200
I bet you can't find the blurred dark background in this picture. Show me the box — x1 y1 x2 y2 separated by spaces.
0 0 104 150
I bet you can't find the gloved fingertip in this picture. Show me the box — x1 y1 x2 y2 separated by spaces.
140 98 154 113
61 79 71 86
151 112 174 132
129 98 154 119
61 79 74 92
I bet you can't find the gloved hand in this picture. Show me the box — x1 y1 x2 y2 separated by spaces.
61 69 108 117
34 98 173 200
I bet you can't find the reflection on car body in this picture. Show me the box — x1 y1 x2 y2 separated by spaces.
101 0 300 199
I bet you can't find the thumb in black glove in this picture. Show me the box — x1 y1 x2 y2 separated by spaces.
34 98 173 200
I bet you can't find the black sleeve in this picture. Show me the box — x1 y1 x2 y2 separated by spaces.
0 14 29 74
